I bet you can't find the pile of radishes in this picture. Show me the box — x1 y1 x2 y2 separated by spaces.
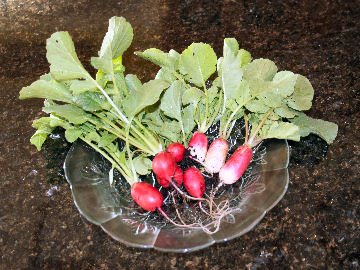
130 115 261 230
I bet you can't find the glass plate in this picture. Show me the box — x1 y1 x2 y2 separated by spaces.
63 139 289 253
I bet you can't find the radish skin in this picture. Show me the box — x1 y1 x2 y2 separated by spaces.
157 165 183 187
166 143 186 162
173 166 183 186
188 132 208 162
204 138 229 174
219 145 253 184
183 167 205 198
152 152 176 185
131 182 163 212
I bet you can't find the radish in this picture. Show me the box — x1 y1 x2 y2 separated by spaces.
152 151 176 186
131 182 163 212
188 132 208 162
219 145 253 184
204 138 229 174
218 111 271 185
183 167 205 198
156 176 170 188
173 165 183 186
156 165 183 187
166 142 186 162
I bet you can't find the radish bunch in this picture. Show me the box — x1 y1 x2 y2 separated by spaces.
152 142 206 199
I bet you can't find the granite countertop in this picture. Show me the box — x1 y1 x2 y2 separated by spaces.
0 0 359 269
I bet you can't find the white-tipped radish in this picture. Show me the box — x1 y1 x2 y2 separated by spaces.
188 132 208 162
218 111 272 185
219 145 253 184
204 138 229 174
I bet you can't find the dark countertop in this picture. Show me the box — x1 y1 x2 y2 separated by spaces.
0 0 359 269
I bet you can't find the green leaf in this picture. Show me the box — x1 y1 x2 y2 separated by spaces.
274 105 297 118
219 38 244 101
113 73 128 98
286 75 314 111
46 31 89 80
70 79 97 95
182 104 196 134
178 43 217 87
245 98 270 113
74 92 111 112
49 116 69 129
32 117 53 133
43 104 89 124
182 87 204 106
290 113 338 144
65 127 82 142
235 80 252 106
29 117 56 151
244 58 278 81
272 71 297 97
123 79 170 117
133 155 152 175
136 48 173 68
261 121 300 141
125 74 142 92
98 132 118 148
160 80 185 121
30 131 49 151
238 49 252 67
258 90 283 108
91 17 133 73
19 79 73 103
137 48 179 69
158 120 181 142
155 68 177 83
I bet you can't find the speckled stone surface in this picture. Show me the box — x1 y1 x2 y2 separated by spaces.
0 0 359 269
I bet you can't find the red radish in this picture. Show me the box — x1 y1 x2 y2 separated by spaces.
131 182 163 212
188 132 208 162
152 151 176 185
156 176 170 188
204 138 229 174
157 166 183 187
217 111 272 186
166 143 186 162
173 166 183 186
219 145 253 184
183 167 205 198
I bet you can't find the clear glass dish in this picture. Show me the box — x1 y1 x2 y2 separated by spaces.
64 139 289 253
